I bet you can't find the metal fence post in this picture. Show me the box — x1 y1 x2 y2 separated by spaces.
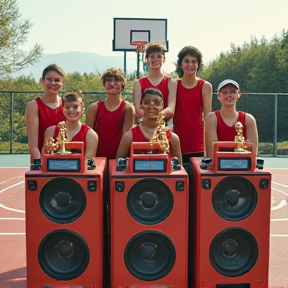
273 94 278 156
9 92 14 154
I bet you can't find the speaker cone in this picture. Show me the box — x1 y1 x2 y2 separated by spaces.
212 176 257 221
210 227 258 277
127 178 173 224
39 177 86 223
124 231 176 280
38 229 90 280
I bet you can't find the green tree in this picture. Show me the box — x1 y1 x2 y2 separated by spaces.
0 0 43 77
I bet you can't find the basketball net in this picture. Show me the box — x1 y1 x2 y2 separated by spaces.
131 41 147 53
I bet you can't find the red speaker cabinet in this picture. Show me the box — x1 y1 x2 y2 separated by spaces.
190 142 271 288
25 142 107 288
110 142 189 288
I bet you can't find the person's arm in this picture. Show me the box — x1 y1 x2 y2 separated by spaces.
123 101 135 133
245 113 258 155
204 112 218 158
25 100 41 160
85 128 99 158
202 81 213 119
169 132 183 165
115 130 133 159
162 79 177 121
133 80 144 119
85 102 98 129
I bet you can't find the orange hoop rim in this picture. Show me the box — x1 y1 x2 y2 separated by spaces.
131 41 147 53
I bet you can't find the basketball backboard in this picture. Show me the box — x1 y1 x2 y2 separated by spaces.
112 18 169 52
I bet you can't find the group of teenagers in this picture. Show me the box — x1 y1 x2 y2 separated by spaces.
25 43 259 169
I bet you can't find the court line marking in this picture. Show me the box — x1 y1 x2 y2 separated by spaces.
272 181 288 188
0 176 24 185
0 218 25 220
0 203 24 213
0 181 24 194
272 187 288 197
271 199 288 211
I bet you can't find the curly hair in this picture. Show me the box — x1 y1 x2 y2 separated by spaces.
101 68 127 91
176 46 203 77
145 42 166 59
42 64 65 79
62 90 84 103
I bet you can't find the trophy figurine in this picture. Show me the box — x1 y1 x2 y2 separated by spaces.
42 137 56 155
55 121 71 155
234 122 250 153
150 112 170 154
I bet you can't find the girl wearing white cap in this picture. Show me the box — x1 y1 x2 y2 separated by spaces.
205 79 258 158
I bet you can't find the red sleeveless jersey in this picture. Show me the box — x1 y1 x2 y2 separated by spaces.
94 99 126 159
53 123 89 152
35 97 65 151
173 79 205 154
131 125 171 142
139 76 170 108
215 110 247 141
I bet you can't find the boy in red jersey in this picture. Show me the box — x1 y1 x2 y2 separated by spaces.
116 88 182 164
173 46 213 163
205 79 258 158
133 42 177 121
44 91 98 158
25 64 66 169
85 68 134 159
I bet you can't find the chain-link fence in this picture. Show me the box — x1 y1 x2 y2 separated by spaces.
0 91 287 156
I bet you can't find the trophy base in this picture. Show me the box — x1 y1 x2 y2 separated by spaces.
234 148 251 154
56 151 72 155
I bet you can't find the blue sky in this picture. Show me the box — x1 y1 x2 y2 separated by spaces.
17 0 288 72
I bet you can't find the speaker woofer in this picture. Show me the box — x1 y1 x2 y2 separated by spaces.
124 231 176 281
127 178 173 224
212 176 257 221
39 177 86 224
210 227 258 277
38 229 90 280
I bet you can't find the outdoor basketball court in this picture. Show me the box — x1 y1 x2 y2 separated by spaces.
0 155 287 288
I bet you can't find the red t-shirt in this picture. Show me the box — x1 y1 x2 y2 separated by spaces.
35 97 65 152
53 123 89 152
173 79 205 154
94 99 126 159
215 110 247 141
131 125 171 142
139 76 170 108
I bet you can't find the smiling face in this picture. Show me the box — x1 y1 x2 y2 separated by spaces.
181 54 199 75
146 51 165 69
41 70 64 94
104 76 123 95
62 91 84 121
217 84 240 106
140 92 164 119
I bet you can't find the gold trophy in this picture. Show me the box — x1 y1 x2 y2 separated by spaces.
43 137 56 155
234 122 250 153
150 112 170 154
55 121 71 154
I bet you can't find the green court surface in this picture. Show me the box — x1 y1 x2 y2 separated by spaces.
0 154 287 169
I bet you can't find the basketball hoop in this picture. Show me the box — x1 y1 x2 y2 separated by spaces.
131 41 147 53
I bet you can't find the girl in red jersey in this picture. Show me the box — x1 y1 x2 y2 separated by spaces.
116 88 182 164
85 68 134 159
173 46 213 163
133 42 177 121
25 64 66 168
44 91 98 158
205 79 258 158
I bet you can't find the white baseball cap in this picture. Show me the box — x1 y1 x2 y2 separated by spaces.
217 79 239 92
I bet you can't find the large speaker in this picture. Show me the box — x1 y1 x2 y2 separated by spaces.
25 143 107 288
109 143 189 287
189 142 271 288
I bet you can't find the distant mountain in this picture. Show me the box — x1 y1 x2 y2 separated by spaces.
12 51 136 79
